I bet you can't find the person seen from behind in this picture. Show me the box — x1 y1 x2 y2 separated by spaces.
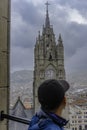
28 79 70 130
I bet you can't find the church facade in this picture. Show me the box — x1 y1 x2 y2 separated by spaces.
33 2 66 111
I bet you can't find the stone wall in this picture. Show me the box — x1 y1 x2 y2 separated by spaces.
0 0 10 130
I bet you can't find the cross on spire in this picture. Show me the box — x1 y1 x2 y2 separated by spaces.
45 1 50 28
45 1 50 12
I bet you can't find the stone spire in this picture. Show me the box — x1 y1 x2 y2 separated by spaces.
45 1 50 28
58 33 63 46
58 33 62 41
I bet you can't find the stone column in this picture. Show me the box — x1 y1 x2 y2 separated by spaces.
0 0 10 130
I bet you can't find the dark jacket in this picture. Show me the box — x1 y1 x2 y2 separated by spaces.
28 109 68 130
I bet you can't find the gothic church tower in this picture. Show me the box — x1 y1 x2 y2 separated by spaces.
33 2 65 111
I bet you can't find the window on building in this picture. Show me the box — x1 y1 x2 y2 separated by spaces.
78 120 82 123
72 121 74 123
85 125 87 129
84 120 87 122
84 116 87 118
79 125 82 130
78 116 82 118
75 120 77 123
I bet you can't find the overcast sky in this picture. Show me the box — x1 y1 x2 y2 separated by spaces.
11 0 87 75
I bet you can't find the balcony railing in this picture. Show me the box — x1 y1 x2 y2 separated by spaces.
0 111 30 125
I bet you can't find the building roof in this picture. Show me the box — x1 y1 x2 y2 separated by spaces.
12 96 27 118
9 97 34 130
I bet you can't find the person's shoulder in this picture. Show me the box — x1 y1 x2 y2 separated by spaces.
44 122 63 130
38 117 63 130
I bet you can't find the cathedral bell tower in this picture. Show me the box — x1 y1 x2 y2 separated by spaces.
33 2 65 112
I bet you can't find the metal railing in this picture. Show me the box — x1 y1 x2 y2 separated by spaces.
0 111 30 125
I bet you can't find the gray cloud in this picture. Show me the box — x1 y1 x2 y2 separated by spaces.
57 0 87 16
64 23 87 56
12 0 44 26
11 0 87 74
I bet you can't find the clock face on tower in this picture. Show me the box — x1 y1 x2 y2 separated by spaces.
45 66 56 79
